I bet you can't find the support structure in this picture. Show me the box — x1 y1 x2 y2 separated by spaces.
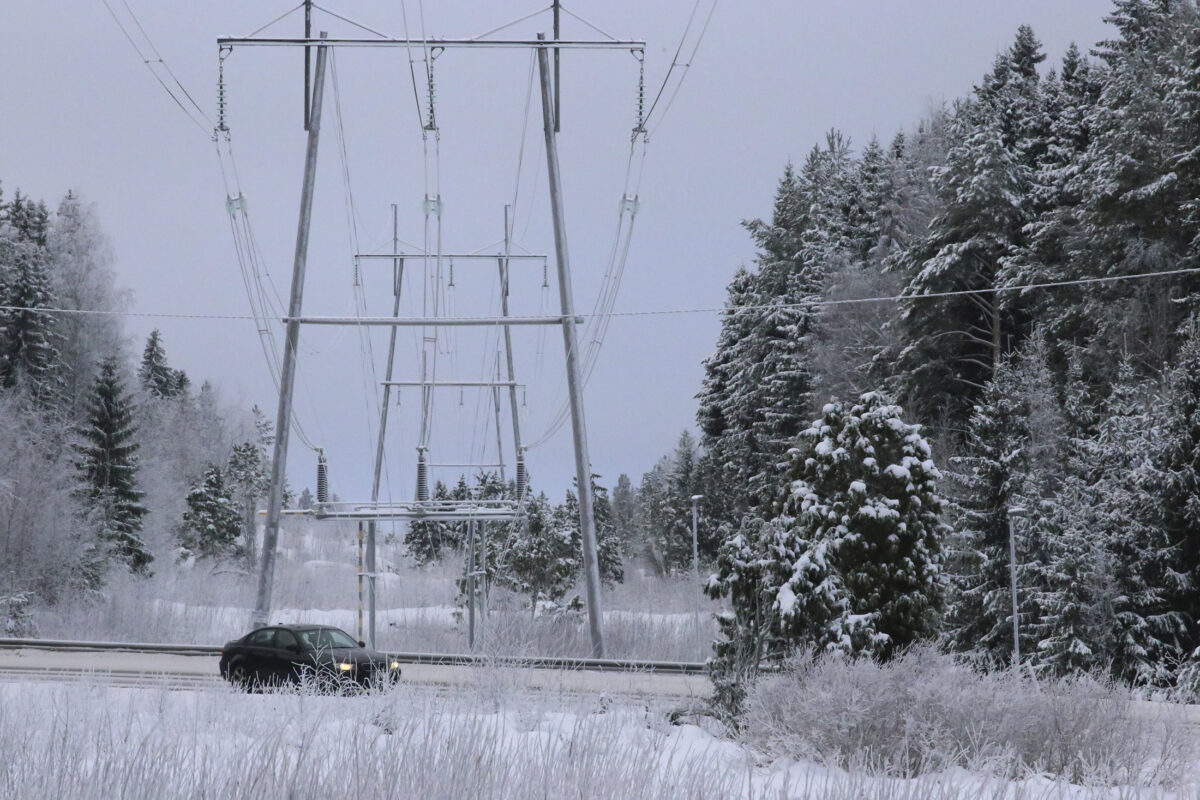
538 33 605 657
303 0 312 130
467 519 477 649
235 20 639 653
500 206 525 462
252 33 328 631
363 205 404 647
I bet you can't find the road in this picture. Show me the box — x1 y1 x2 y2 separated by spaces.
0 646 712 699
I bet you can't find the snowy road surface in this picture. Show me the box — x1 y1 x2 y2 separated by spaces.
0 647 711 698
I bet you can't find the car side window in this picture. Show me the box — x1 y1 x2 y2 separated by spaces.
246 629 274 647
274 630 299 651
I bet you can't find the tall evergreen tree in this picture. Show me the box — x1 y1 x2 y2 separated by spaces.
46 191 125 416
611 473 636 551
944 357 1033 664
224 406 273 570
893 29 1047 428
0 238 62 404
74 356 151 574
1159 319 1200 657
3 191 50 247
138 329 177 398
709 392 945 690
178 464 243 562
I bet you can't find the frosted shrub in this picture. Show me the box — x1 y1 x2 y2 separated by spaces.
741 646 1193 786
1 590 37 637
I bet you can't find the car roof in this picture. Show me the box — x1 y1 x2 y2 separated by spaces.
265 624 344 632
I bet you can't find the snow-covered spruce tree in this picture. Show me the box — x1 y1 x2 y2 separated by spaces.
1158 320 1200 660
1036 361 1183 682
405 480 463 566
138 329 187 400
224 405 274 569
562 479 624 588
45 191 126 416
892 28 1049 429
611 473 637 551
1009 44 1102 343
633 455 674 573
698 139 859 526
3 190 50 247
774 392 945 657
494 491 581 614
0 237 62 406
708 391 944 707
943 356 1033 665
1065 1 1196 365
635 431 708 574
74 356 151 576
178 464 243 562
705 514 785 716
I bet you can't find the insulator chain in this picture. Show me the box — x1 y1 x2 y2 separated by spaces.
632 49 647 141
424 48 444 133
214 46 233 142
316 449 329 504
416 447 430 501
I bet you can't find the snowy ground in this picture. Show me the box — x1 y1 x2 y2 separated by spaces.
0 648 711 698
34 518 723 661
1 678 1190 799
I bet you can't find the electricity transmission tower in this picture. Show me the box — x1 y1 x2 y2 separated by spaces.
221 5 645 658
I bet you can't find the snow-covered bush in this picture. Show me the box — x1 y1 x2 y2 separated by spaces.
742 646 1194 786
1 590 37 637
707 392 945 712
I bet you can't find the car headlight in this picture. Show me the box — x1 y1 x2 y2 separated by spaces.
389 661 400 670
336 662 354 672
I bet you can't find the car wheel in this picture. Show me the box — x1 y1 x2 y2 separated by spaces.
228 660 255 692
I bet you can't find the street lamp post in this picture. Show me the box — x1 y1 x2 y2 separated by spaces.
690 494 704 648
1007 506 1026 668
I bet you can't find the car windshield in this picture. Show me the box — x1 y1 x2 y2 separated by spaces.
298 628 360 650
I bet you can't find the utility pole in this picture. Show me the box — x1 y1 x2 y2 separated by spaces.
690 494 703 647
363 205 405 648
467 519 477 649
252 32 328 631
500 205 525 493
537 33 604 657
552 0 561 133
356 521 365 642
1008 507 1025 668
492 353 506 481
303 0 312 130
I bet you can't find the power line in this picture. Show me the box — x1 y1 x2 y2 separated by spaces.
9 264 1200 323
100 0 213 135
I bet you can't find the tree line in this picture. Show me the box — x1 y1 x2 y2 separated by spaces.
622 0 1200 704
0 185 276 630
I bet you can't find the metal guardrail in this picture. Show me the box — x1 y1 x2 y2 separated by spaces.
0 638 708 676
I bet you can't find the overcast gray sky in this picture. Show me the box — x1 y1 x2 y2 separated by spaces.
1 1 1114 503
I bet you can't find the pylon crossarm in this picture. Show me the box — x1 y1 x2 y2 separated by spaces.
356 253 547 261
219 37 644 51
311 499 525 522
286 315 583 327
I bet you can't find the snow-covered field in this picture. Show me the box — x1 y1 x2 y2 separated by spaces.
34 518 721 661
0 678 1188 800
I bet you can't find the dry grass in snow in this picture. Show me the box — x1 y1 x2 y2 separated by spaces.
0 678 1191 800
742 647 1197 790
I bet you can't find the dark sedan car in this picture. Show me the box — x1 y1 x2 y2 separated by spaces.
219 624 401 691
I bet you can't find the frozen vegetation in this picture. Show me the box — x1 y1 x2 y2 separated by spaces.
0 661 1195 799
